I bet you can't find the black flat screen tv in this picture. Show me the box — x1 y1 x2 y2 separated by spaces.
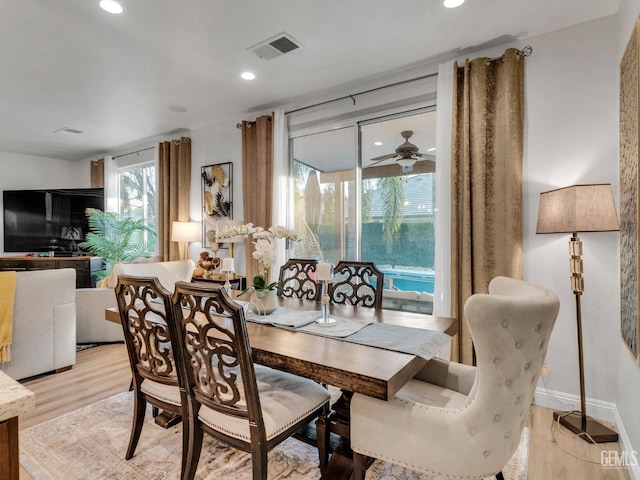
2 188 105 255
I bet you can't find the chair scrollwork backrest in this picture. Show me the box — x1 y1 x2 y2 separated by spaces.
278 258 319 300
172 282 262 421
330 261 384 309
114 275 178 385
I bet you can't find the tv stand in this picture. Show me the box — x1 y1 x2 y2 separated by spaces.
0 256 102 288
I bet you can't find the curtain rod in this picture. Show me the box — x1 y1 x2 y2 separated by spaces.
235 44 533 124
482 45 533 65
112 146 155 160
283 72 439 116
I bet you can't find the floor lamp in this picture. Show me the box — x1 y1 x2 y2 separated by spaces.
536 184 619 444
171 221 200 261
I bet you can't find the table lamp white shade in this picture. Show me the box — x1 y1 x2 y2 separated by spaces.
316 263 333 281
171 221 200 242
172 221 200 260
221 258 234 272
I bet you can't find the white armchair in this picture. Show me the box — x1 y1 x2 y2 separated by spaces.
75 259 196 343
350 276 560 480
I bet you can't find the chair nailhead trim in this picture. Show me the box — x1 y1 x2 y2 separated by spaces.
483 450 490 457
494 358 501 365
493 415 500 422
505 379 511 386
502 321 509 328
469 429 477 436
515 342 522 349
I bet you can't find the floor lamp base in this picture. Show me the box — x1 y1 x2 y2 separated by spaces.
553 411 619 443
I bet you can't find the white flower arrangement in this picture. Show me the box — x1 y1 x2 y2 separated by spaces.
214 222 299 269
251 226 299 268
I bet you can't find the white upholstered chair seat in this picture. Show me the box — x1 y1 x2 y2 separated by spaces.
351 276 560 480
392 376 469 409
140 378 181 406
198 365 330 442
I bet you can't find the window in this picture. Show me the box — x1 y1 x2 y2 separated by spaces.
117 160 157 249
289 109 436 313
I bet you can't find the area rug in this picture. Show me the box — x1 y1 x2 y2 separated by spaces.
75 343 99 352
20 391 529 480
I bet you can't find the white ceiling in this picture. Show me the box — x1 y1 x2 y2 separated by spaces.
0 0 618 161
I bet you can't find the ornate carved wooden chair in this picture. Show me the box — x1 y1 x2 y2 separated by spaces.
329 261 384 309
171 281 331 480
278 258 319 300
114 275 187 462
350 277 560 479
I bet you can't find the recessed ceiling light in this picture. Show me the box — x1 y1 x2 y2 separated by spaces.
374 141 383 146
443 0 465 8
168 105 188 113
99 0 124 14
427 147 436 152
241 72 256 80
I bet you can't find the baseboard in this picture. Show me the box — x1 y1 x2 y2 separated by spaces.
613 408 640 480
535 387 640 479
534 386 617 423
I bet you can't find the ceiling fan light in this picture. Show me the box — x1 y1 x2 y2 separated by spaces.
397 158 416 167
443 0 465 8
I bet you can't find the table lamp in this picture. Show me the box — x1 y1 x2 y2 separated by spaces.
171 221 200 261
536 183 619 443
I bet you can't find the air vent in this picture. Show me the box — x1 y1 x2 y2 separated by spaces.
248 32 302 60
54 127 83 135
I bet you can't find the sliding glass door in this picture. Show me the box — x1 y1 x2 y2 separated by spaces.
289 108 436 312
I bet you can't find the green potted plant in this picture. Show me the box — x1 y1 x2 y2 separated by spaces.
78 208 156 280
240 274 282 315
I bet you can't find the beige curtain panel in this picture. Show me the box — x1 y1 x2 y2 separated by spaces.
90 158 104 188
241 115 274 281
158 137 192 262
450 48 525 365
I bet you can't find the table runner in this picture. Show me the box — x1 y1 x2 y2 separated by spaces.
247 306 450 361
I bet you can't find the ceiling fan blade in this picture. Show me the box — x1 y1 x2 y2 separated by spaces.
370 153 398 162
415 153 436 161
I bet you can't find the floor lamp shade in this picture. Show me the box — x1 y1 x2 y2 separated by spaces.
536 183 619 444
536 184 619 235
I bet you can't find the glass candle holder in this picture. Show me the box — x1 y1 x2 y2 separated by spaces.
316 279 337 327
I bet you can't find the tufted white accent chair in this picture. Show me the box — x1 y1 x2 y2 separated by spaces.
350 276 560 479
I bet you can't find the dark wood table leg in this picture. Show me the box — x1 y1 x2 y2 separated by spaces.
154 412 182 428
320 390 354 480
0 417 20 480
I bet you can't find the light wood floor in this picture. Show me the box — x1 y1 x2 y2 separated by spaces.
17 343 631 480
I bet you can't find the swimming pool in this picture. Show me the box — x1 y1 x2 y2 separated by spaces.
381 268 435 294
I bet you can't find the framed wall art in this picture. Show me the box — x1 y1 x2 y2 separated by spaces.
620 17 640 364
201 162 233 247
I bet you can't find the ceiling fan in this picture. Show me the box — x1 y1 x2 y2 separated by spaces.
369 130 435 172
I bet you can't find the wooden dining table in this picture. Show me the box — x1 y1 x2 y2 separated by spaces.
105 295 457 479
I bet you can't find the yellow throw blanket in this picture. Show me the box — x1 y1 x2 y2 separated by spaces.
0 271 17 363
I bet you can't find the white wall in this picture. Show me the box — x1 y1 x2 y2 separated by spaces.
188 120 245 269
523 10 640 465
524 15 620 404
0 151 90 254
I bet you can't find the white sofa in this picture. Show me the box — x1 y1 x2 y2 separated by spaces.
1 269 77 380
75 259 196 343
